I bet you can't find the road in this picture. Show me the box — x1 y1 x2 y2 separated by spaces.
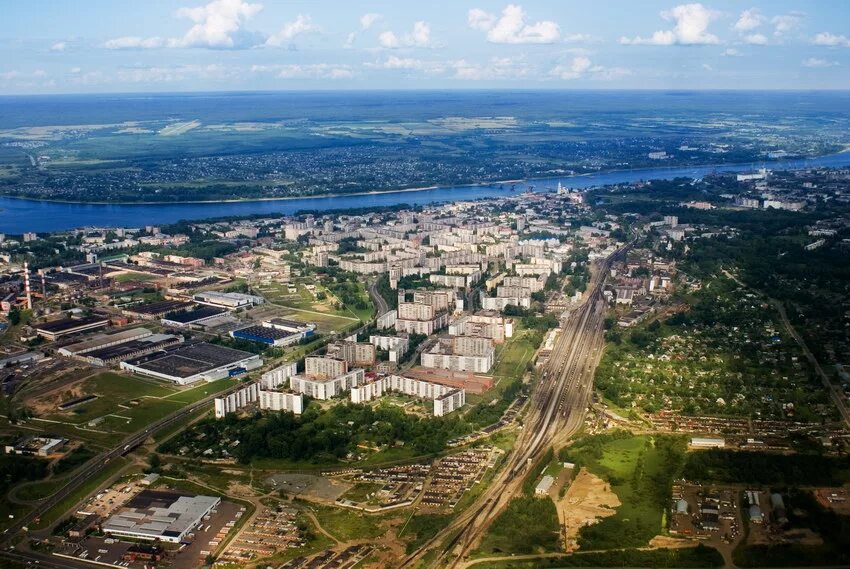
1 380 247 545
368 278 390 317
398 246 627 569
721 269 850 428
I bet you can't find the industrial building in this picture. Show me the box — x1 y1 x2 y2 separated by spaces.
230 319 315 347
5 436 67 457
101 490 220 543
120 342 262 385
34 315 109 341
58 327 183 367
160 305 227 328
192 291 264 309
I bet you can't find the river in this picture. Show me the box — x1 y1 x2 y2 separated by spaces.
2 152 849 234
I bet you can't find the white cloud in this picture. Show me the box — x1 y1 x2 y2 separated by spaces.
745 33 768 45
378 21 432 48
104 0 262 49
364 55 445 75
252 63 353 79
802 57 838 68
620 3 720 46
468 4 560 44
733 8 764 32
550 56 592 79
344 32 357 49
550 56 630 80
0 70 21 80
452 57 529 80
170 0 262 48
265 14 319 46
69 66 82 74
771 13 803 36
103 36 165 49
722 48 741 57
812 32 850 47
360 13 382 30
50 41 67 52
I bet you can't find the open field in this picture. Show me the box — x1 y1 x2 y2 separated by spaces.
560 432 687 551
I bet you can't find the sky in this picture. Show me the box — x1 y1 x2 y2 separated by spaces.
1 0 849 94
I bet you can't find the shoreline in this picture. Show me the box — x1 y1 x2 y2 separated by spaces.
0 153 841 206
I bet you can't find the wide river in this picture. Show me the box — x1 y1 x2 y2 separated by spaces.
2 152 850 234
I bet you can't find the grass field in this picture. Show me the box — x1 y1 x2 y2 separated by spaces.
308 504 389 542
50 372 174 424
561 432 687 550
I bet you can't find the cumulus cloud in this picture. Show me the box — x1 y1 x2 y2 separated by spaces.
620 3 720 46
378 21 432 48
265 14 319 46
252 63 353 79
364 55 445 74
802 57 838 68
103 36 165 49
360 13 382 30
451 57 529 80
468 4 560 44
745 33 768 45
722 48 742 57
812 32 850 47
550 56 630 80
105 0 261 49
50 41 67 52
772 13 803 36
733 8 764 32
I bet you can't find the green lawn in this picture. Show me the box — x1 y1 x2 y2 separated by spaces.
341 482 384 504
308 504 389 541
561 432 687 551
50 372 175 425
163 378 234 404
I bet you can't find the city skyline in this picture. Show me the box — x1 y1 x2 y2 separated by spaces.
2 0 850 94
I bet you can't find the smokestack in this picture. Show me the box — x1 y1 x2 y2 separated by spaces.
23 261 33 310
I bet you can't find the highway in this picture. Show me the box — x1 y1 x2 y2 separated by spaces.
0 380 247 545
398 246 627 569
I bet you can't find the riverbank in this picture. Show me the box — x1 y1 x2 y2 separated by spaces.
3 151 850 234
0 152 837 206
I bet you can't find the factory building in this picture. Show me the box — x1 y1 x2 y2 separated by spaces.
121 342 262 385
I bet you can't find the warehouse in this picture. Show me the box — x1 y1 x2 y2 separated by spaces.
120 342 262 385
160 305 227 328
122 299 194 320
230 324 299 347
102 490 220 544
81 334 184 367
34 315 109 341
193 291 264 309
58 328 152 358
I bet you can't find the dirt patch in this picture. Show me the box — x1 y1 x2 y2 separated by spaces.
649 535 694 549
266 473 351 502
557 468 621 552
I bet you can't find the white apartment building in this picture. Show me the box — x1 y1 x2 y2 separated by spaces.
214 383 259 419
449 313 513 343
420 336 495 373
261 361 298 389
259 390 304 414
290 368 365 400
369 335 409 363
305 356 348 380
349 374 466 416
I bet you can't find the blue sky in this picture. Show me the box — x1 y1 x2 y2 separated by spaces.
2 0 849 94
